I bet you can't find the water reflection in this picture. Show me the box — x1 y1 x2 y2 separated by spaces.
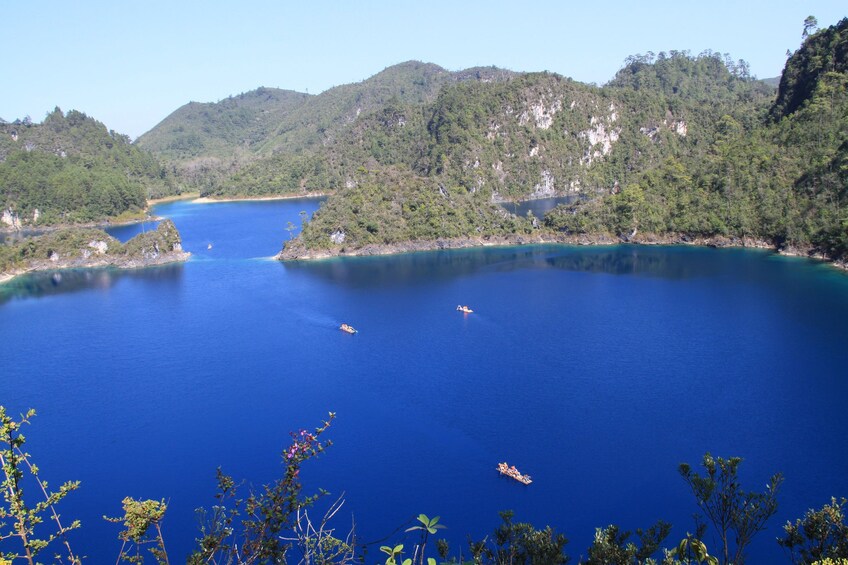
284 244 769 288
0 264 185 304
500 196 578 218
0 229 48 244
0 219 160 245
105 220 162 242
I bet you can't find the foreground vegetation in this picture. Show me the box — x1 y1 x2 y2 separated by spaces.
2 407 846 564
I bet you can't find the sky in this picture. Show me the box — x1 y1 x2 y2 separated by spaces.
3 1 845 139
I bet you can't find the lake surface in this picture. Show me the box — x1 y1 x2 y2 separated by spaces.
500 195 577 218
1 198 847 563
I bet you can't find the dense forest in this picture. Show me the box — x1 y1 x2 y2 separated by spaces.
0 109 177 226
544 17 848 262
2 19 845 264
282 18 846 264
137 63 517 192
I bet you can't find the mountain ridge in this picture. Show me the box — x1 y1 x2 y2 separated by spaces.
275 21 846 264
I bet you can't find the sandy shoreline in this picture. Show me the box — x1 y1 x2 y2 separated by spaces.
146 192 201 206
190 192 328 204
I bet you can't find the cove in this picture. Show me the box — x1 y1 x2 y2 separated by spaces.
1 198 847 562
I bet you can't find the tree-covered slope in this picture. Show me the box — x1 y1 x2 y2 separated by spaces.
227 54 764 201
135 87 311 160
770 17 848 120
546 21 848 261
282 19 847 263
280 51 778 256
281 166 527 259
152 61 517 196
0 109 175 226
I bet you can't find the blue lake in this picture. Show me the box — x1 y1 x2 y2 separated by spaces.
500 195 577 218
1 198 847 563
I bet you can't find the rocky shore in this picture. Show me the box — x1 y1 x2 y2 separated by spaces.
0 220 190 285
277 231 847 271
191 191 328 204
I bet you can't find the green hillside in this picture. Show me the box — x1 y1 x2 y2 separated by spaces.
0 219 188 276
284 19 847 263
137 61 517 195
283 51 773 255
770 17 848 120
547 20 848 261
135 87 311 160
0 108 176 226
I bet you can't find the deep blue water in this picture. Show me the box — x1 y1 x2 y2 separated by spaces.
1 198 847 563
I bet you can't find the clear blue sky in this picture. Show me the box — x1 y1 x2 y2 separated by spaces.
2 1 845 139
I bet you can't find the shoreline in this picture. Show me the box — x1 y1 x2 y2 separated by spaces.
0 209 161 236
146 192 201 206
0 191 325 235
0 251 191 286
278 232 848 272
191 192 328 204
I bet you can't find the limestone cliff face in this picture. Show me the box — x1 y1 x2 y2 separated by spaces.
417 72 699 202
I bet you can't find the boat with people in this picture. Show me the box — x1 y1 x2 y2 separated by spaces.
456 305 474 313
497 462 532 485
339 323 357 334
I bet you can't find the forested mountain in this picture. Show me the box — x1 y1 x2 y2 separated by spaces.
771 17 848 120
279 51 775 256
215 53 771 200
280 19 847 264
543 18 847 260
6 18 842 261
135 87 311 160
0 108 176 227
138 62 516 191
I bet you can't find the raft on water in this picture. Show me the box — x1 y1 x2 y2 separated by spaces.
339 323 357 334
497 461 532 485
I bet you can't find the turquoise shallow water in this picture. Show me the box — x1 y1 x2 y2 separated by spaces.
1 199 847 562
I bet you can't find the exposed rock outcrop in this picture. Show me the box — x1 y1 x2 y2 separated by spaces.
0 220 190 284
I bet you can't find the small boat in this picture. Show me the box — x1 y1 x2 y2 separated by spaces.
456 305 474 313
497 462 532 485
207 243 213 250
339 323 357 334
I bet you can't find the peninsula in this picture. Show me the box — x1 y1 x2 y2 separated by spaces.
3 18 844 269
0 220 190 284
271 18 847 267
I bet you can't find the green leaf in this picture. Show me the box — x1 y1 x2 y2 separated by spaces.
677 539 687 557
